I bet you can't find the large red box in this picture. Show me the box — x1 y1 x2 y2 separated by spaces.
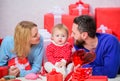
95 8 120 40
69 1 90 16
44 13 77 35
0 66 8 78
72 76 108 81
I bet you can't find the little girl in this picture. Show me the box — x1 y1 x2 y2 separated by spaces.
44 24 73 78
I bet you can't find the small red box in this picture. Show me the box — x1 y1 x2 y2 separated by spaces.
47 69 63 81
0 66 9 78
97 29 112 34
44 13 77 35
69 1 89 16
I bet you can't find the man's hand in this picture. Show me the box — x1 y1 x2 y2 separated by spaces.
9 66 20 77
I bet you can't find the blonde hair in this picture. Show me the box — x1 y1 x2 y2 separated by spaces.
52 24 69 37
14 21 37 57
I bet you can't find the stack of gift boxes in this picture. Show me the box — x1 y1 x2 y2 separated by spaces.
44 0 120 41
47 67 108 81
44 0 90 35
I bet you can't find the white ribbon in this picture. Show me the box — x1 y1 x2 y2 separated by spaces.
98 24 108 33
50 6 65 15
76 4 85 15
15 57 29 70
49 6 65 25
54 15 62 25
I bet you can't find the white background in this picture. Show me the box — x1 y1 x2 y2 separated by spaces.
0 0 120 38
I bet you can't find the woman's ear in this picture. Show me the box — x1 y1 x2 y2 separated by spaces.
81 32 88 40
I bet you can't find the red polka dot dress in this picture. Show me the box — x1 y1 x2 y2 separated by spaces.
46 42 72 64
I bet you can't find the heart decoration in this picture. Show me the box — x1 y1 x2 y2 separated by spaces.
72 49 96 66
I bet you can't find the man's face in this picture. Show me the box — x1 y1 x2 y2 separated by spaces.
71 23 85 45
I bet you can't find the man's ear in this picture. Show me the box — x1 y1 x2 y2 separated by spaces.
81 32 88 40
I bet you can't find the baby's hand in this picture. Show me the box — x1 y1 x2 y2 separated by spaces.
59 61 66 68
55 61 66 68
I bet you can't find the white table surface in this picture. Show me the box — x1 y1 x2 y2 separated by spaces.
17 75 120 81
109 75 120 81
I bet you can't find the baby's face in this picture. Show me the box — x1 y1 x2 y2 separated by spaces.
52 29 68 45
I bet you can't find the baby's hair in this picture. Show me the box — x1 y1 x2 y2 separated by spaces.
52 24 69 37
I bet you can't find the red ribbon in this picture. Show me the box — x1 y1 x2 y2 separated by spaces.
49 69 59 75
76 0 84 5
72 68 92 80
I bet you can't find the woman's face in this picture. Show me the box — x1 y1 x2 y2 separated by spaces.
30 27 40 44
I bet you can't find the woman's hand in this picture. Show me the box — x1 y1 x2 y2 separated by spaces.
9 66 20 77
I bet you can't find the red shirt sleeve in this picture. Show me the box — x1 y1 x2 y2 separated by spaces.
46 44 56 64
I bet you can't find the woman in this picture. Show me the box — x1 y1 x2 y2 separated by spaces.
0 21 44 77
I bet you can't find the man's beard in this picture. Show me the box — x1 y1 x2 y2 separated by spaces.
75 39 85 47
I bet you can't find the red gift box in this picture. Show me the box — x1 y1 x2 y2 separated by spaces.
95 8 120 40
0 66 9 78
72 76 108 81
44 13 77 35
69 1 89 16
47 69 63 81
85 76 108 81
97 24 112 34
8 57 31 70
72 67 92 81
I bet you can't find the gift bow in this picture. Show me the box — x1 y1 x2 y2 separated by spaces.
49 6 65 25
98 24 108 33
76 4 85 14
76 0 84 5
49 69 60 75
49 6 65 15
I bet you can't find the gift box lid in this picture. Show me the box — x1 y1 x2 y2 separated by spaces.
85 76 108 81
